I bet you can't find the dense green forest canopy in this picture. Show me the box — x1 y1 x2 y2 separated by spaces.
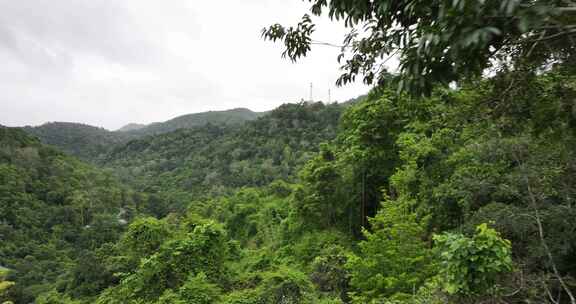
2 1 576 303
101 102 344 214
24 108 265 163
120 108 266 138
3 63 576 303
0 126 158 303
23 122 130 162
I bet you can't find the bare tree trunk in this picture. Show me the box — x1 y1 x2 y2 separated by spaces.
361 168 366 228
525 179 575 304
512 148 575 304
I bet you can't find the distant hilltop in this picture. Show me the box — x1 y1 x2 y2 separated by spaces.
21 107 267 161
116 123 146 132
119 107 266 137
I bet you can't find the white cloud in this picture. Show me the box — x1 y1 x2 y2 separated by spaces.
0 0 373 130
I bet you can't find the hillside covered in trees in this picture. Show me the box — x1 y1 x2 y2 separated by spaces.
119 108 266 138
101 102 343 213
23 108 265 163
23 123 130 162
3 64 576 303
0 127 162 303
2 0 576 303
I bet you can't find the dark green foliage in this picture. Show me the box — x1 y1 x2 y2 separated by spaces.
263 0 576 95
288 91 412 236
310 246 349 299
63 251 117 299
377 69 576 301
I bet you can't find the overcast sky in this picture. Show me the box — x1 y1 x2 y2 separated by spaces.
0 0 376 130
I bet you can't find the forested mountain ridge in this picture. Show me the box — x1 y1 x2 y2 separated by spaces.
3 67 576 303
23 122 129 162
20 66 571 304
102 102 344 214
121 108 266 137
0 101 349 303
22 108 266 162
3 0 576 301
0 126 162 303
116 123 146 132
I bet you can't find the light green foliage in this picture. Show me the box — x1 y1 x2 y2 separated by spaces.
218 289 261 304
156 273 221 304
35 290 81 304
315 298 345 304
197 186 354 303
347 202 433 303
120 217 170 261
296 144 342 229
216 266 315 304
96 221 230 303
177 272 221 303
206 187 291 248
257 266 315 304
434 224 513 296
0 269 14 298
156 289 183 304
280 230 352 267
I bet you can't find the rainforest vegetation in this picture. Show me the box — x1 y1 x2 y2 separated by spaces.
2 0 576 303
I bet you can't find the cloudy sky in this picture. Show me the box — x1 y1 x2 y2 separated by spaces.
0 0 374 130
